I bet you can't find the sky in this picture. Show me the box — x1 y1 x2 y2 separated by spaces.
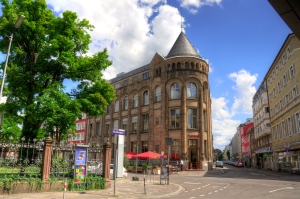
0 0 292 150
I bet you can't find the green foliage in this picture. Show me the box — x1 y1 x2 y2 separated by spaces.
0 0 115 140
0 109 22 142
142 163 147 170
226 151 230 160
214 148 223 161
124 163 130 169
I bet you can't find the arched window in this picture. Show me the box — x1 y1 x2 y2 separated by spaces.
172 63 175 70
187 83 197 98
143 90 149 105
196 63 199 70
123 96 128 110
191 62 194 69
115 99 119 112
168 64 171 71
171 83 180 99
133 94 138 108
185 62 189 69
177 62 181 69
156 86 161 102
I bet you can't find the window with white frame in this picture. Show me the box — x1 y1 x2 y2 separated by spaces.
133 94 138 108
295 112 300 133
292 87 297 99
155 86 161 102
115 100 119 112
272 126 276 141
113 120 118 130
282 53 287 63
276 124 280 140
105 122 110 136
77 123 81 130
122 118 128 133
143 90 149 105
123 96 128 110
81 122 85 129
288 117 293 136
187 82 197 98
171 83 180 99
82 113 86 119
187 109 197 128
277 81 281 92
283 75 287 86
289 63 295 78
143 72 149 79
286 46 291 57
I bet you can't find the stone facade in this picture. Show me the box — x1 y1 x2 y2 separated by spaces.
86 32 213 169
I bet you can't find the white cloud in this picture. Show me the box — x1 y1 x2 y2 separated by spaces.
179 0 222 13
229 70 257 114
47 0 182 80
212 97 232 119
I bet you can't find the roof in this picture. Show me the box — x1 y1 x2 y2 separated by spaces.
166 31 201 59
109 64 150 84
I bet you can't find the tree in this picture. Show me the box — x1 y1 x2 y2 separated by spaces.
0 0 115 140
226 150 230 161
213 148 223 161
0 106 22 142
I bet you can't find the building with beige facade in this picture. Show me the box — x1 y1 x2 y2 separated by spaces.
265 33 300 172
86 32 213 170
252 80 272 169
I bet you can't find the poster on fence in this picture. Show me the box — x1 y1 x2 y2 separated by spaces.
74 145 89 184
75 165 86 183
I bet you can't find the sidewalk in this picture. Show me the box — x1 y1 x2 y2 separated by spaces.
0 173 183 199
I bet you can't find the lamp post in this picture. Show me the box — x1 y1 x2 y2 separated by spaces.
0 15 25 125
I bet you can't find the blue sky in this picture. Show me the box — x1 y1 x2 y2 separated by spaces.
0 0 291 150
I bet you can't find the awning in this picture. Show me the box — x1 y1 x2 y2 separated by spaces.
256 147 272 154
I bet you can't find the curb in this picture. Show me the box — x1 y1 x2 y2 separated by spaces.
150 183 184 199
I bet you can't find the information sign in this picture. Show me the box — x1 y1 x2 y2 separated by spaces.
74 145 88 184
112 129 126 135
165 138 173 145
160 166 170 185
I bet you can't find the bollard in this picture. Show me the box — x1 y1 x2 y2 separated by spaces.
63 178 67 199
144 174 146 194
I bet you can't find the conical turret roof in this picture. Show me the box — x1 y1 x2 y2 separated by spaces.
166 31 201 58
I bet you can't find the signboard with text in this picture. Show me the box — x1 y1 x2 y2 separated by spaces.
74 145 88 184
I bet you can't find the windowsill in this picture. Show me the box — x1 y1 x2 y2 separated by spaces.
169 128 181 130
187 128 198 130
141 131 149 133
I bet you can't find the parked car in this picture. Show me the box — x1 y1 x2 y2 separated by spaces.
216 161 224 168
110 164 127 179
235 162 244 167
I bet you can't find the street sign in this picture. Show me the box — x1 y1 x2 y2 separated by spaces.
161 151 164 155
285 148 290 152
284 142 289 148
165 138 173 145
112 129 126 135
160 155 164 159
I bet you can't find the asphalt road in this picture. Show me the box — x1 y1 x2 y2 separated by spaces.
169 165 300 199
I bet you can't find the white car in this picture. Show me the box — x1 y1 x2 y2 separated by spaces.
110 164 127 179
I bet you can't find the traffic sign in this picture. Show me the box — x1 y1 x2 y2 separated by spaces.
165 138 173 145
161 151 164 155
112 129 126 135
284 142 289 148
160 155 164 159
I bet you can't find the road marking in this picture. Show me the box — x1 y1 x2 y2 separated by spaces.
220 189 223 190
269 187 294 193
197 188 201 189
184 182 201 184
189 197 195 199
192 189 196 191
208 192 212 194
215 190 218 192
200 195 205 197
184 191 188 192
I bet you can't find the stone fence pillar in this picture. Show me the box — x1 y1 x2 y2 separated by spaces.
103 142 112 187
41 137 53 181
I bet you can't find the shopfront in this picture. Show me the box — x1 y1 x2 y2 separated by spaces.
277 150 300 173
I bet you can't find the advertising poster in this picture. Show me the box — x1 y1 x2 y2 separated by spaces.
75 165 86 183
75 147 87 165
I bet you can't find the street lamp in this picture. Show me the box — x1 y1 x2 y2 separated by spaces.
0 15 25 125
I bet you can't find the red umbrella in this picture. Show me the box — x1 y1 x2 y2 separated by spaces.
125 151 137 159
132 151 167 159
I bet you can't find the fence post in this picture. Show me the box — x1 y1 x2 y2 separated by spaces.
103 142 112 187
41 137 53 181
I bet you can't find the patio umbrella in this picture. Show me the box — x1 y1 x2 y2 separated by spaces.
132 151 167 159
125 151 137 159
171 153 180 159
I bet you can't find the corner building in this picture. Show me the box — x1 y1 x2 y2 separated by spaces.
87 32 213 170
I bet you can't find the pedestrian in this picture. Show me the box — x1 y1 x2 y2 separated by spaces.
180 159 183 171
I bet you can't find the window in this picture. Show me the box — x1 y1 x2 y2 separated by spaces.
89 124 93 137
77 123 81 130
295 113 300 133
143 90 149 105
143 72 149 79
281 121 286 138
123 79 129 86
113 120 118 130
185 62 189 69
277 81 281 92
133 94 138 108
276 124 280 140
188 139 197 146
81 122 85 130
171 83 180 99
132 76 139 83
142 141 148 152
82 113 86 119
155 86 161 102
289 64 295 78
122 118 128 134
285 94 289 104
282 53 287 63
204 110 207 131
132 116 138 134
115 100 119 112
131 142 137 153
114 83 120 89
171 109 180 129
187 109 197 128
177 62 181 69
292 87 297 99
106 106 110 114
171 139 181 156
142 114 149 132
283 75 287 86
187 83 196 98
286 46 291 57
105 123 110 136
123 96 128 110
95 122 100 136
288 117 293 136
265 107 269 113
